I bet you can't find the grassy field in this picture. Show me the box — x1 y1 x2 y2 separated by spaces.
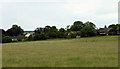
2 36 118 67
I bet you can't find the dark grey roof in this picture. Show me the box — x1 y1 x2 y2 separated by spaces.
98 28 112 33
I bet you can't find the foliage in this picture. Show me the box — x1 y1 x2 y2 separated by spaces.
50 26 58 32
2 21 120 43
67 32 77 38
84 21 96 29
80 26 96 37
2 36 12 43
57 28 66 38
110 24 120 29
34 27 44 34
17 38 22 41
2 29 6 35
46 32 57 38
44 26 51 33
34 33 47 40
70 21 84 31
27 35 34 41
66 25 70 32
6 25 24 36
108 24 120 35
57 32 65 38
108 29 117 35
59 28 65 32
108 24 117 30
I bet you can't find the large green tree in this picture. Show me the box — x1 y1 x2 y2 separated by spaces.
80 26 96 37
47 26 58 38
50 26 58 32
80 21 96 37
108 24 120 35
108 24 117 29
44 26 51 33
84 21 96 29
34 33 47 40
6 25 24 36
57 28 66 38
70 21 84 31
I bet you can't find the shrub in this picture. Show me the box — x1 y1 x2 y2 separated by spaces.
17 38 22 41
46 32 57 38
80 26 95 37
2 36 12 43
57 32 65 38
27 35 34 41
34 33 47 40
67 32 77 38
108 29 117 35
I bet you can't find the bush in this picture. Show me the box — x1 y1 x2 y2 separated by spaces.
17 38 22 41
34 33 47 40
80 26 95 37
27 35 34 41
57 32 65 38
2 36 12 43
108 29 117 35
46 32 57 38
67 32 77 38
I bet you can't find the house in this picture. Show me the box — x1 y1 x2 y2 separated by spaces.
25 33 31 38
97 26 112 35
67 31 81 38
11 35 25 41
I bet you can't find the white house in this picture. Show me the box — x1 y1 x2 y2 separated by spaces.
25 33 31 38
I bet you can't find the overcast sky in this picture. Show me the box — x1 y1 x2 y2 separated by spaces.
0 0 119 31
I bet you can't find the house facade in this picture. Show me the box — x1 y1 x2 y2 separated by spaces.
97 28 112 35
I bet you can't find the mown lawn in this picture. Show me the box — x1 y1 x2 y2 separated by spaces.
2 36 118 67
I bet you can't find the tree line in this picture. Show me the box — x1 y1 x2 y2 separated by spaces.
1 21 120 43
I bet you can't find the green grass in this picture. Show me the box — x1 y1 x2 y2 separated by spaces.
2 36 118 67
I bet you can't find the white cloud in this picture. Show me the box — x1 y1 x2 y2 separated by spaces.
97 12 117 19
0 0 118 30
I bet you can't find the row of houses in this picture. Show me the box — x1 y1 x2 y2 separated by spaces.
11 33 31 41
11 26 119 41
97 26 119 35
70 26 120 36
